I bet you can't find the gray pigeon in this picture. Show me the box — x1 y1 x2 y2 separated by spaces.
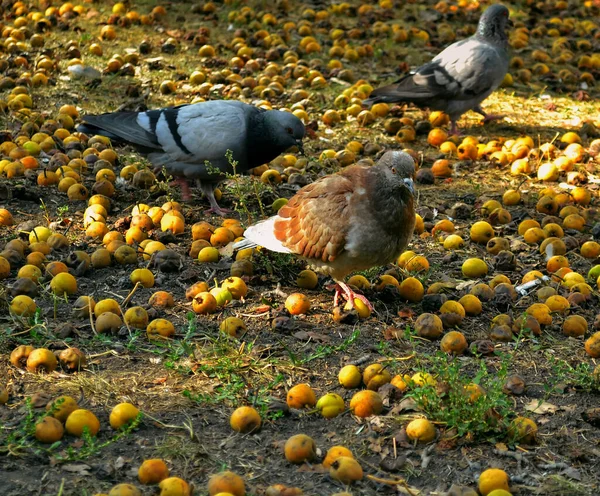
234 151 416 310
363 4 511 134
78 100 306 216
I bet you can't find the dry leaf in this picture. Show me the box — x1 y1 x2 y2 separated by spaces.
398 308 416 319
524 400 559 414
62 463 91 475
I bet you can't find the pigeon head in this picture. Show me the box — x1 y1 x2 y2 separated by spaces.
376 151 416 195
264 110 306 154
476 4 510 43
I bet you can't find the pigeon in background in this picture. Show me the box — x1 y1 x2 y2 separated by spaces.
364 4 511 134
78 100 305 216
234 151 416 310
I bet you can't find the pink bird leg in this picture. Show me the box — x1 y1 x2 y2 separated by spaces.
170 177 193 200
475 105 505 124
198 181 231 217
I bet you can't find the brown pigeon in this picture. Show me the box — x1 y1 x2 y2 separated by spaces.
234 151 416 309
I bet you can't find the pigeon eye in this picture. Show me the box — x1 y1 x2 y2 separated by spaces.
391 167 397 174
286 127 293 134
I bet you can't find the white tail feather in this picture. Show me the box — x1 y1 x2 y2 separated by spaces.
238 216 291 253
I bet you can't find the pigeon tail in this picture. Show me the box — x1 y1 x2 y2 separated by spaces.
77 123 122 142
232 238 258 251
235 217 292 254
78 112 162 153
363 75 434 107
363 82 410 107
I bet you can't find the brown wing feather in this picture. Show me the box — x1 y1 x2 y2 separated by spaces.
273 174 354 262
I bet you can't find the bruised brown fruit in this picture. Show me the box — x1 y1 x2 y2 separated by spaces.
58 347 87 371
10 344 34 368
415 313 444 339
35 416 65 443
329 456 363 484
230 406 261 433
284 434 317 464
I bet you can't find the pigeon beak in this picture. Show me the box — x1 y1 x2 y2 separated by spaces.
507 18 514 28
403 177 415 195
296 139 305 156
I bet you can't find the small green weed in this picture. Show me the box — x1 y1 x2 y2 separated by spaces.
545 354 600 393
405 352 514 440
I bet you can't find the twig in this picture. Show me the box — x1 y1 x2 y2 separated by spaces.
421 443 435 468
538 462 569 470
122 282 141 308
366 474 419 495
89 298 96 335
87 350 120 359
348 354 372 366
261 282 288 299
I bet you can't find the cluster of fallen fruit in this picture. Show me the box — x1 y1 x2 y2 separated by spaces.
0 362 533 496
2 109 600 496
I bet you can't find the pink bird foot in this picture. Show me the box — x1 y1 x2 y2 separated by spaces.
333 282 374 311
449 121 461 136
204 206 233 217
482 113 505 124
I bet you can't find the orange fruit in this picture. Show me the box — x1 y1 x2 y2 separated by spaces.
323 446 354 471
329 456 363 484
462 258 488 278
65 409 100 437
159 477 192 496
563 315 587 337
440 331 468 355
406 418 436 443
508 416 538 444
286 383 316 409
207 471 245 496
284 434 317 464
478 468 510 496
338 365 362 389
109 402 140 430
285 293 311 315
584 332 600 357
35 416 65 443
138 459 170 485
470 221 494 243
349 390 383 417
230 406 261 433
404 255 429 272
440 300 466 318
398 277 424 302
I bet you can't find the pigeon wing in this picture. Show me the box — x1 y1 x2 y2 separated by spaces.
81 101 255 170
426 38 506 100
273 175 354 263
167 101 253 165
367 39 504 105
